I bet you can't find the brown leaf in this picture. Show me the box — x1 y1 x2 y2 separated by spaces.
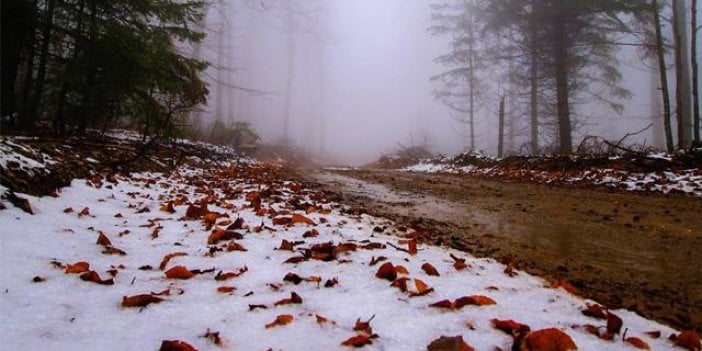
96 232 112 246
151 227 160 240
7 191 33 214
675 330 702 351
391 277 410 292
226 241 247 252
491 319 531 336
409 278 434 297
582 304 607 319
324 277 339 288
369 256 387 266
207 227 242 245
65 261 90 274
265 314 294 328
427 335 475 351
394 265 409 275
217 286 236 293
283 255 307 264
79 271 114 285
159 340 198 351
303 228 319 238
375 262 397 281
454 295 496 308
160 202 176 214
354 316 374 335
102 246 127 256
408 239 417 255
341 335 372 347
159 252 188 270
278 239 295 251
421 263 440 276
550 280 577 294
274 292 303 306
518 328 578 351
184 204 207 219
316 314 329 324
165 265 195 280
292 213 315 225
248 304 268 311
201 328 222 346
78 207 90 217
214 266 248 281
283 272 304 285
644 331 661 339
624 337 650 350
122 294 164 308
606 312 623 335
450 254 467 271
63 207 74 213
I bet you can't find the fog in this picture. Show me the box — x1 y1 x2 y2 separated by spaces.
192 0 700 165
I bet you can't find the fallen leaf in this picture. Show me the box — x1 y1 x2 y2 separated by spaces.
217 286 236 293
675 330 701 351
550 280 577 294
226 241 247 251
409 278 434 297
624 337 650 349
454 295 496 308
214 266 248 281
201 328 222 346
582 304 607 319
274 292 303 306
391 277 410 292
491 319 531 336
644 331 661 339
369 256 387 266
265 314 294 328
429 299 454 310
159 252 188 270
303 228 319 238
78 207 90 217
165 265 195 279
159 340 198 351
151 227 160 239
32 276 46 283
421 263 440 276
284 256 307 264
394 265 409 275
65 261 90 274
7 191 33 214
354 315 375 335
278 239 295 251
292 213 315 225
248 304 268 311
79 271 114 285
160 202 176 213
606 312 623 335
122 294 164 308
96 232 112 246
408 239 417 255
518 328 578 351
375 262 397 281
207 227 242 244
341 335 372 347
450 254 467 271
427 335 475 351
316 314 329 324
283 272 304 285
102 246 127 256
324 277 339 288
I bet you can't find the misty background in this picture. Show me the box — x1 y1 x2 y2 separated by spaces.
193 0 701 165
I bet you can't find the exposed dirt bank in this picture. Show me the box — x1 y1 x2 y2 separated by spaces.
304 168 702 331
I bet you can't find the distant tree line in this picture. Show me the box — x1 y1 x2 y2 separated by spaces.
1 0 209 138
431 0 700 155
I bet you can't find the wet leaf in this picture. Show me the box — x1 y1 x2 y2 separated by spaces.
341 335 372 347
427 335 475 351
518 328 578 351
159 340 198 351
122 294 164 308
65 261 90 274
165 265 195 280
159 252 188 270
674 330 701 351
624 337 650 349
375 262 397 281
421 263 440 276
265 314 294 328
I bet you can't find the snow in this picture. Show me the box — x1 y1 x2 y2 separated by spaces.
0 161 686 350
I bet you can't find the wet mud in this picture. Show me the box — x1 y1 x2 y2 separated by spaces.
304 168 702 331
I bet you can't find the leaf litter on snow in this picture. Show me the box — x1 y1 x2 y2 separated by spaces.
0 160 697 350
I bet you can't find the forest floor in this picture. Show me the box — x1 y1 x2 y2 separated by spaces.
304 167 702 333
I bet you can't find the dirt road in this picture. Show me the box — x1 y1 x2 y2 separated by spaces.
305 168 702 331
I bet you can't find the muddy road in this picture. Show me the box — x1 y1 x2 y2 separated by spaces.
303 168 702 331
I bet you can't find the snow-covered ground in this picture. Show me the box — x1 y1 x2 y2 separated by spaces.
403 160 702 198
1 158 696 350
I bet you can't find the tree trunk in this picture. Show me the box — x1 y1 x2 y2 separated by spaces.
653 0 675 151
673 0 693 147
282 2 295 143
25 0 55 130
468 11 476 151
529 22 539 154
1 0 35 121
498 94 505 158
553 11 572 154
691 0 700 142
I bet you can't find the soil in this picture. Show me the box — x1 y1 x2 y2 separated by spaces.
303 168 702 332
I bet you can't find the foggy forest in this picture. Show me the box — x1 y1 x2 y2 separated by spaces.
1 0 701 350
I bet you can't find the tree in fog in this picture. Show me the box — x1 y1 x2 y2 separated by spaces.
672 0 694 147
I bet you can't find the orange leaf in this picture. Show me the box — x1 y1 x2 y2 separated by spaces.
519 328 577 351
454 295 496 308
354 316 374 334
278 239 295 251
65 261 90 274
394 265 409 275
421 263 440 276
159 340 198 351
408 239 417 255
274 292 303 306
429 299 454 310
409 278 434 297
265 314 294 328
292 213 315 225
550 279 577 294
391 277 410 292
96 232 112 246
450 254 467 271
214 266 248 281
160 202 176 213
427 335 475 351
217 286 236 293
207 227 242 245
159 252 188 270
624 337 650 350
491 319 531 336
122 294 164 308
341 335 372 347
675 330 701 351
165 265 195 279
375 262 397 281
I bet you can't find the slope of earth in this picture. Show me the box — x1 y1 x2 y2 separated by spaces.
306 168 702 332
1 158 698 349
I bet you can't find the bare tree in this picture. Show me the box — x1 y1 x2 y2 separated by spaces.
653 0 675 151
691 0 700 142
672 0 693 147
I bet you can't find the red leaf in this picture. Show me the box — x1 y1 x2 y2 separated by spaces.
375 262 397 281
427 335 475 351
159 340 198 351
354 316 374 335
491 319 531 336
265 314 294 328
96 232 112 246
165 265 195 279
341 335 372 347
408 239 417 255
421 263 440 276
518 328 577 351
675 331 702 351
450 254 467 271
582 304 607 319
65 261 90 274
429 299 454 310
606 312 623 335
79 271 114 285
122 294 164 307
550 280 577 294
159 252 188 270
214 266 248 281
391 277 410 292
